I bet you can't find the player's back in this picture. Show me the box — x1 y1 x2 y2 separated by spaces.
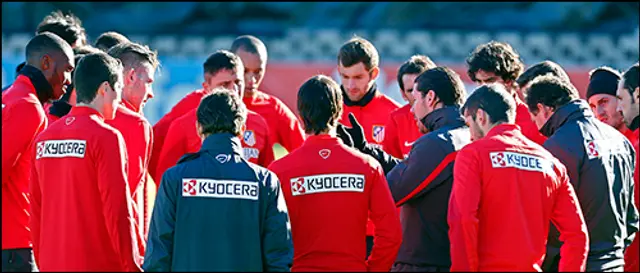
33 107 133 271
269 134 389 271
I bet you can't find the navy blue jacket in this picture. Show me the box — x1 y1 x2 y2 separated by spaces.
143 133 293 272
362 106 470 268
541 100 638 271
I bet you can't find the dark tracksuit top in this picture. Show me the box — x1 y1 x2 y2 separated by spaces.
143 133 293 272
541 100 639 272
359 106 471 270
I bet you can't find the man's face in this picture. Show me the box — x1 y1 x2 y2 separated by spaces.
410 83 433 134
616 79 640 128
474 69 515 94
588 93 625 129
235 48 266 97
529 104 554 130
123 62 156 113
401 73 418 106
463 110 485 142
44 51 75 101
338 62 376 102
204 68 245 97
104 75 124 120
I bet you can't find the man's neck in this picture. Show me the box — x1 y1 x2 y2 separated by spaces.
75 102 103 116
306 127 336 138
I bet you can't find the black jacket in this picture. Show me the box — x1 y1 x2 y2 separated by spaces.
541 100 638 271
143 133 293 272
362 106 470 268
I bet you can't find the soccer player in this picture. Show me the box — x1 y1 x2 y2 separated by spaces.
382 55 436 159
336 36 400 254
230 35 306 153
95 31 131 52
2 33 74 272
144 90 292 271
339 67 471 271
448 84 588 271
106 42 159 243
515 60 571 95
466 41 547 145
526 75 638 272
30 52 142 271
154 50 273 182
587 66 638 143
616 63 639 272
268 75 401 271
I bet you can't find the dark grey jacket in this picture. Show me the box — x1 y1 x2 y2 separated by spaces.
541 100 638 271
362 106 470 269
143 133 293 272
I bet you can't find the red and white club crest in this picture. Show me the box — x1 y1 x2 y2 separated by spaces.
291 177 306 194
36 141 45 159
183 179 197 196
491 152 506 167
587 141 599 157
319 149 331 159
372 125 385 143
243 130 256 147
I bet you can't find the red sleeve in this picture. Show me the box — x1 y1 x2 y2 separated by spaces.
258 126 275 168
275 100 305 152
2 102 45 184
155 121 187 182
97 131 142 271
551 168 589 272
29 144 42 265
448 147 481 272
365 163 402 272
382 114 403 159
515 104 547 145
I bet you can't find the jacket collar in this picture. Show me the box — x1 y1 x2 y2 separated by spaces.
628 115 640 132
69 106 104 121
200 132 244 156
18 64 54 105
342 83 378 107
540 99 592 137
49 100 73 118
485 123 522 138
303 134 343 146
420 105 466 132
121 99 139 114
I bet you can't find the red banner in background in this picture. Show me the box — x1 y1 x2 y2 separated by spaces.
259 63 591 117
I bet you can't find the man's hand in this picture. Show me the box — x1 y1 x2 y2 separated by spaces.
338 113 367 151
336 124 354 147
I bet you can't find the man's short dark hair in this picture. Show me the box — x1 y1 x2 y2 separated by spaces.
197 89 247 136
297 75 343 135
25 32 73 66
337 37 379 71
525 74 579 114
621 63 639 98
466 41 524 84
462 84 516 124
73 45 102 55
203 50 243 76
414 66 467 107
230 35 267 58
95 31 131 52
108 42 159 70
397 55 437 91
74 52 123 104
516 60 571 88
36 10 85 47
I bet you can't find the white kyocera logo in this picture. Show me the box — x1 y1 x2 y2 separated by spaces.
489 151 552 173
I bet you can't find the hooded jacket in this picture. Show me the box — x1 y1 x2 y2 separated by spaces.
541 100 638 271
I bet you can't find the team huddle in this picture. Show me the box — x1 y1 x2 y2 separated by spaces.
2 10 639 272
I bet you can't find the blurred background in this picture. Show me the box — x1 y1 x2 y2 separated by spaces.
3 2 639 125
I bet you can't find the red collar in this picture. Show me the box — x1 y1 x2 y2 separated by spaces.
121 100 138 113
485 123 522 138
303 134 343 146
69 106 104 120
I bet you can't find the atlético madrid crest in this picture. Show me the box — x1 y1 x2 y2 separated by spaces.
243 130 256 146
372 125 385 143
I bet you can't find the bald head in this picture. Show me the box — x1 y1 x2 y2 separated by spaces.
230 35 267 59
26 32 73 66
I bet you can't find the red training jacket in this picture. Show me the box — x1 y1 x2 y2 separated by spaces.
155 108 273 181
244 89 305 153
448 124 588 272
1 75 48 250
624 127 639 272
382 104 422 159
268 134 402 272
150 89 207 184
30 106 142 271
104 100 153 245
515 96 547 145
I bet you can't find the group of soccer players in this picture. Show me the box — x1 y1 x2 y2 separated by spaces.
2 10 639 272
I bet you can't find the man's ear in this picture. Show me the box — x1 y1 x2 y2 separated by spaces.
370 66 380 81
634 87 639 102
125 68 136 85
97 81 109 97
40 55 52 71
476 108 488 126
